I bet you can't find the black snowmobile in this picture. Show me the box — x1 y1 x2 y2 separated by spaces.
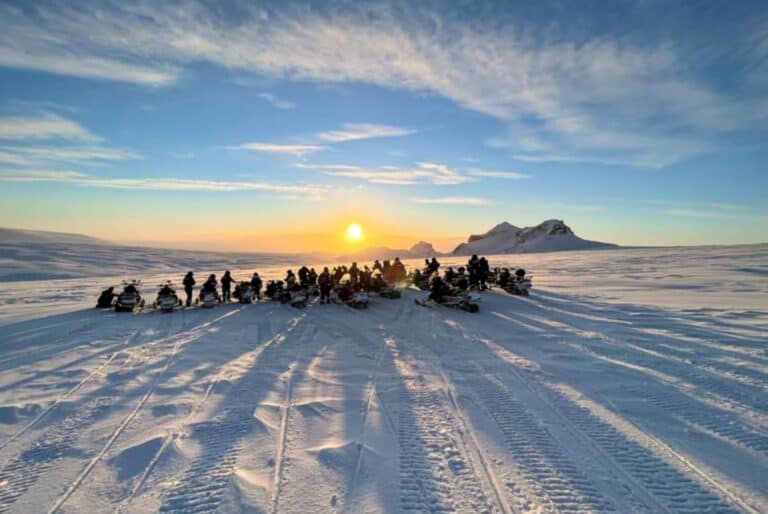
233 281 255 304
153 281 182 312
503 269 532 296
408 269 430 291
280 284 308 308
334 274 369 309
265 280 283 301
415 275 480 313
115 280 144 312
370 271 401 299
198 282 220 308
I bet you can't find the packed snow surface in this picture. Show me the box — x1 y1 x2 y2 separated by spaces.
0 243 766 513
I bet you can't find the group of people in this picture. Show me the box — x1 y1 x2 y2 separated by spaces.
266 259 406 305
181 270 263 306
99 253 529 312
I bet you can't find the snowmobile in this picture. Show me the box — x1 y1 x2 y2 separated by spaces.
153 281 181 312
415 288 480 313
233 281 255 304
197 283 219 308
503 269 532 296
280 286 308 308
115 280 144 312
370 271 401 299
334 275 369 309
348 290 369 309
264 280 283 301
408 269 430 291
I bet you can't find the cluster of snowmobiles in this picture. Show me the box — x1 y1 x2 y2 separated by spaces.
96 256 532 315
494 268 533 296
408 256 533 313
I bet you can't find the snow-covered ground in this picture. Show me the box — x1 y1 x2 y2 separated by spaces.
0 244 766 512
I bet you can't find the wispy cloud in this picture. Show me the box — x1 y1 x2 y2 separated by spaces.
229 142 325 156
3 145 140 163
467 169 530 180
0 167 328 195
1 3 764 166
304 161 470 185
0 114 99 142
411 196 491 206
316 123 414 143
0 150 28 165
258 92 295 110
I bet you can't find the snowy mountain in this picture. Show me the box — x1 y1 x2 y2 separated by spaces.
409 241 440 257
453 219 616 255
337 241 442 262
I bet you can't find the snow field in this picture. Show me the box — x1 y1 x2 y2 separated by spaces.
0 245 766 512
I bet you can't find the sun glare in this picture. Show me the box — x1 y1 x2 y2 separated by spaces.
346 223 363 241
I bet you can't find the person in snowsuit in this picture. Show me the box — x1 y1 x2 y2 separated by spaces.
308 268 318 286
391 257 406 282
97 286 115 308
444 267 455 284
455 267 469 291
318 267 333 304
359 266 372 291
298 265 310 288
200 274 219 301
250 272 262 300
285 270 298 291
221 270 234 302
349 262 360 286
478 257 490 290
498 268 511 288
428 257 441 275
428 274 452 303
182 271 195 306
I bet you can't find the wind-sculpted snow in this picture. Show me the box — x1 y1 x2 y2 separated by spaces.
0 245 766 512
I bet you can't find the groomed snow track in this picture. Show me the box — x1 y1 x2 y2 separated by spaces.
0 282 766 513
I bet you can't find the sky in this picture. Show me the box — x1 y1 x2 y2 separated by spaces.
0 0 766 253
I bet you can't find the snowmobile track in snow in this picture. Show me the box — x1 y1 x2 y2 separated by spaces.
156 312 313 514
470 373 614 513
46 309 242 513
384 337 492 514
269 364 294 514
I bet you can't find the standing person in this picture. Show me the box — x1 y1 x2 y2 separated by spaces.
429 257 441 274
392 257 406 282
182 271 195 307
318 267 333 304
349 262 360 285
298 265 310 288
373 260 382 272
221 270 234 302
308 267 318 286
478 257 490 290
250 272 262 300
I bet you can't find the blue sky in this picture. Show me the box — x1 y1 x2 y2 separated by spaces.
0 0 766 252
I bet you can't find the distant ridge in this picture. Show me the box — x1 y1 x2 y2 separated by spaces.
0 227 105 245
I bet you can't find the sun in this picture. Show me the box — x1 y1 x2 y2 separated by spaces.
346 223 363 241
